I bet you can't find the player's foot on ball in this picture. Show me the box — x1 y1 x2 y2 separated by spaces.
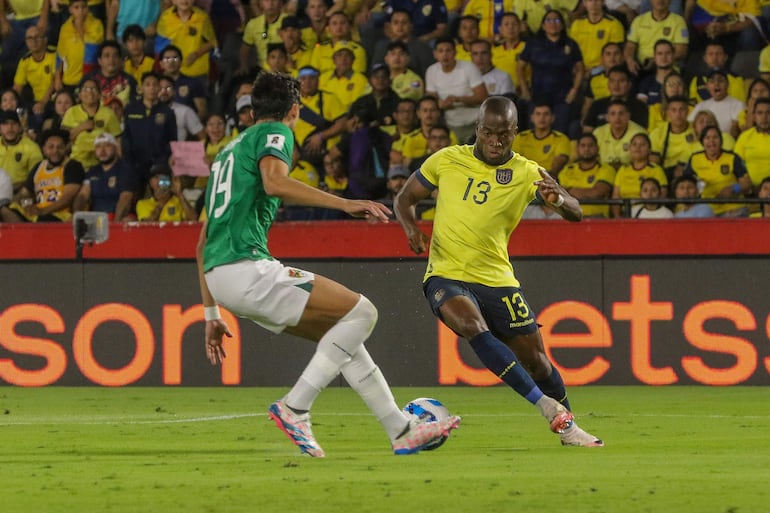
392 415 461 455
537 396 575 434
560 422 604 447
268 399 325 458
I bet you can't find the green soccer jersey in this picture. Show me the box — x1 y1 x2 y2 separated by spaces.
202 121 293 272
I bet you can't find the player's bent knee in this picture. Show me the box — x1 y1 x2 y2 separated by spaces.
353 295 378 333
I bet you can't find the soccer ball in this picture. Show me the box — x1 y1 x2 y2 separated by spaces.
402 397 451 451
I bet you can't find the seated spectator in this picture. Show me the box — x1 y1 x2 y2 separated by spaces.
650 95 699 179
85 40 137 108
385 98 418 165
584 65 648 131
294 65 347 161
595 99 648 169
158 45 208 119
135 164 197 221
155 0 217 81
569 0 625 72
648 71 690 132
231 94 256 136
685 0 765 54
300 0 331 49
278 16 312 74
492 12 526 92
320 152 348 197
734 97 770 187
61 76 122 170
263 43 291 74
454 15 481 62
238 0 286 74
688 69 744 138
382 0 448 42
2 129 84 223
159 75 205 142
688 42 746 103
558 133 617 218
632 177 674 218
514 0 576 37
400 96 458 167
384 163 409 201
310 13 367 75
749 176 770 217
462 0 514 41
636 39 676 105
319 47 370 111
122 24 156 86
72 132 135 221
471 39 515 96
682 125 752 216
202 113 231 165
349 63 400 128
672 174 715 217
612 132 668 216
384 41 424 102
737 78 770 133
56 0 105 90
41 90 76 133
0 0 48 88
371 9 435 78
0 109 44 192
1 88 28 135
625 0 688 75
512 102 571 178
13 25 57 120
585 42 625 118
692 109 735 150
426 36 488 143
407 124 452 173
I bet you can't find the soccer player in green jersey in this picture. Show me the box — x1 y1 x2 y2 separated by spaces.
394 96 603 447
196 72 460 457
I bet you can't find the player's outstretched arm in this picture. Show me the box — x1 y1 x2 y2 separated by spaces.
261 155 391 221
394 173 433 254
196 222 231 365
535 168 583 222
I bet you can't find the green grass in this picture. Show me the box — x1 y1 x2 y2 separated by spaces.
1 386 768 513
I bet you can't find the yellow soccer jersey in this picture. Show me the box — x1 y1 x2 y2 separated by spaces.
7 0 44 20
512 130 571 173
689 75 746 103
760 45 770 75
569 15 625 70
589 73 610 100
290 159 321 188
649 123 700 170
287 47 313 73
391 69 425 101
301 26 331 49
401 129 459 160
594 122 647 168
136 196 190 221
61 104 122 169
311 40 367 75
418 145 542 288
14 48 57 102
614 162 669 198
455 43 471 62
295 91 346 147
157 7 217 77
514 0 574 34
463 0 515 40
57 13 104 87
697 0 760 16
319 70 371 111
0 136 44 186
685 151 746 214
243 13 286 67
733 128 770 185
627 12 689 64
558 162 617 217
124 55 155 85
492 42 526 89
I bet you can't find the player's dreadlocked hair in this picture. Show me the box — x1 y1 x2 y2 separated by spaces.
251 71 301 122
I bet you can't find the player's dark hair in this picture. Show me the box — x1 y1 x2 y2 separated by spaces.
98 40 122 59
122 24 146 43
251 72 300 121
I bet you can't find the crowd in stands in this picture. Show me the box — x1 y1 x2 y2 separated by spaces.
1 0 770 224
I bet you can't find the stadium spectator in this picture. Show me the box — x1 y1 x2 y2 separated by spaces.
685 0 765 54
278 16 312 74
319 47 370 111
384 163 409 201
158 45 208 118
733 97 770 187
583 42 625 120
688 42 746 103
688 69 744 138
635 39 676 105
385 97 417 165
647 71 689 132
692 108 735 150
85 39 137 108
383 41 424 102
349 63 400 128
672 174 715 217
558 133 617 218
625 0 688 74
135 163 197 221
0 0 49 89
649 95 699 179
512 102 571 178
596 100 648 169
159 75 205 142
517 10 584 138
121 24 155 86
461 0 514 41
750 176 770 217
41 89 76 132
470 39 514 96
320 151 348 197
263 43 291 74
61 76 122 170
584 65 648 131
231 94 255 136
13 25 57 118
3 128 83 222
683 125 751 216
491 12 526 92
294 65 346 160
382 0 448 42
105 0 162 42
56 0 105 90
569 0 625 72
0 109 44 192
371 9 434 78
425 36 488 143
515 0 575 36
454 15 481 62
202 113 230 165
399 96 458 166
406 124 452 173
72 131 135 221
300 0 331 48
155 0 217 81
238 0 286 74
612 133 667 217
632 177 674 218
737 78 770 133
310 12 367 74
122 72 177 187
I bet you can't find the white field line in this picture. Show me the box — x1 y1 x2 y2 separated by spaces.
2 411 770 426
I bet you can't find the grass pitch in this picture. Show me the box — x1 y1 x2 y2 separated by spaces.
1 386 768 513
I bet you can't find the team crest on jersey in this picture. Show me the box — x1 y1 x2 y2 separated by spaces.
347 83 354 91
266 133 286 149
96 119 104 128
543 144 551 153
188 27 197 36
288 268 306 278
108 176 117 188
45 65 51 74
597 30 605 39
721 164 730 175
686 133 695 143
587 175 595 183
422 5 432 16
663 27 671 36
563 45 571 55
622 143 630 151
179 85 189 97
496 168 513 184
15 152 21 162
168 205 177 215
155 113 166 125
434 288 445 303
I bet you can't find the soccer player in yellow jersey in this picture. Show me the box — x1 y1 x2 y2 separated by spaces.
512 103 571 178
394 96 604 448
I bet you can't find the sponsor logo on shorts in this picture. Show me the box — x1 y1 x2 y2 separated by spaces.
288 268 305 278
434 289 445 302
